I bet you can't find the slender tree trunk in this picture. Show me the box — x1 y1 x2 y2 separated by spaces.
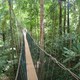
37 10 39 42
67 0 72 49
8 0 16 77
38 0 44 80
63 0 66 35
59 0 62 36
63 0 66 47
58 0 63 55
78 10 80 42
67 0 72 68
40 0 44 49
67 0 70 33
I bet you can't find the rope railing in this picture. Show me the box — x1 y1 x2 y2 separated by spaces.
26 30 80 80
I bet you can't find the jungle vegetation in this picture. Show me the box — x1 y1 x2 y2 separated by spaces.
0 0 80 80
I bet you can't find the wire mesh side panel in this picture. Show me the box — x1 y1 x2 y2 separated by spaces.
26 33 77 80
15 39 27 80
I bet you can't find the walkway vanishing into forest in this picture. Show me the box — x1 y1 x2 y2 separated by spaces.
14 29 80 80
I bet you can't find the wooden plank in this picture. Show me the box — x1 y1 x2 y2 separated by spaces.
23 29 38 80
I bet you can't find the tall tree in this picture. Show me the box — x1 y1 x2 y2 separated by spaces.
63 0 66 35
39 0 44 80
8 0 16 77
67 0 70 33
67 0 72 49
59 0 62 36
40 0 44 49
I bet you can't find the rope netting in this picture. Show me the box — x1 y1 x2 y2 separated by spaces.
15 39 27 80
26 32 80 80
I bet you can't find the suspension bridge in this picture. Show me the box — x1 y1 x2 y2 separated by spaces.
13 29 80 80
0 0 80 80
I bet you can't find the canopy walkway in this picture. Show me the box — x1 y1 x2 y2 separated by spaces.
14 29 80 80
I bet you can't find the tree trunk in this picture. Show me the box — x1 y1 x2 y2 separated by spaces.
63 0 66 47
67 0 70 33
59 0 62 36
40 0 44 49
67 0 72 49
38 0 44 80
63 0 66 35
8 0 16 77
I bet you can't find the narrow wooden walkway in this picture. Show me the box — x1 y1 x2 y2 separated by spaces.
23 29 38 80
15 29 80 80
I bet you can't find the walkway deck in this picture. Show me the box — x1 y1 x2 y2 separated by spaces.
23 30 38 80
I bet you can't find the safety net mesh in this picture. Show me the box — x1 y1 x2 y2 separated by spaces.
26 32 80 80
15 39 27 80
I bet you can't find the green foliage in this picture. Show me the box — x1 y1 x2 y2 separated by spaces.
63 47 76 57
73 62 80 69
0 0 80 79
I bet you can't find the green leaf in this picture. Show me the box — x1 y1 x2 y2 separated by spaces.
73 62 80 69
63 47 76 57
0 60 6 67
63 57 72 63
